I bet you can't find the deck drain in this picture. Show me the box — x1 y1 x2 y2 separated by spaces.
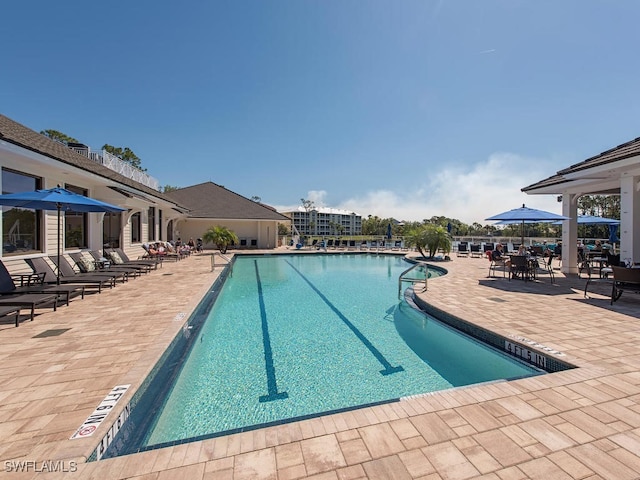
32 328 71 338
488 297 507 303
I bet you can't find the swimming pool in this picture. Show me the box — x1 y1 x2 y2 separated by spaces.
104 254 542 457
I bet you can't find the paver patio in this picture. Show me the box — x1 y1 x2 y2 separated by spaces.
2 250 640 479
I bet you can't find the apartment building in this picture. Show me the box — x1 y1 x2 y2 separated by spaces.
283 206 362 236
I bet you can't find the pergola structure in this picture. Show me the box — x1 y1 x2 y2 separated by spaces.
523 136 640 274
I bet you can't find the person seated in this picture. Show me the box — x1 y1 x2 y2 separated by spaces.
516 244 528 256
492 244 511 266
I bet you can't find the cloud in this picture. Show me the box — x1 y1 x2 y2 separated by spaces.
274 153 564 224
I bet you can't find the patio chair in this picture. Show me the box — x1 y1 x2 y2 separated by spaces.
486 250 506 278
69 252 142 279
509 255 531 281
457 242 469 257
50 255 128 284
0 260 84 307
611 266 640 305
26 257 113 293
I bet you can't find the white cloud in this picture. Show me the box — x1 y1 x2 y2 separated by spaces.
274 153 565 225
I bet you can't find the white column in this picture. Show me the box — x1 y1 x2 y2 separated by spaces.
561 194 578 274
619 175 640 265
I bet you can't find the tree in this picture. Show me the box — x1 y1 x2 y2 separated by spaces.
405 224 451 258
202 225 239 254
40 130 78 145
300 198 315 212
102 144 145 171
277 223 289 235
162 185 179 193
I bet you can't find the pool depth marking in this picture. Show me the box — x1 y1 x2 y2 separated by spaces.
285 260 404 376
254 260 289 403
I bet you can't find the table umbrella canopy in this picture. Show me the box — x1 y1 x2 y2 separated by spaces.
0 187 125 284
552 215 620 225
486 204 570 244
0 187 125 213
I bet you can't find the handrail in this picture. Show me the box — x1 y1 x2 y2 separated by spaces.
398 263 428 298
211 252 233 275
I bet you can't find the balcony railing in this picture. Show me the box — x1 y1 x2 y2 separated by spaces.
68 146 160 190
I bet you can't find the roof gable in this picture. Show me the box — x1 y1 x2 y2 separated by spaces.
164 182 289 221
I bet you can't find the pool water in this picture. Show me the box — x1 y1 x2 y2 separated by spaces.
136 254 540 448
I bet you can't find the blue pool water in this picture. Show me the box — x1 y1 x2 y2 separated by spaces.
132 254 540 449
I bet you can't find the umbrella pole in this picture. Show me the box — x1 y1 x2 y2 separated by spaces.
57 204 61 285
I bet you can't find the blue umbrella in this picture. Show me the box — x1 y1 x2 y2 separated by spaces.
486 204 569 244
0 187 125 284
552 215 620 225
386 223 392 240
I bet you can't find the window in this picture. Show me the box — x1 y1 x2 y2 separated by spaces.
64 184 88 249
148 207 156 242
103 212 121 249
131 212 141 243
1 169 42 256
158 209 163 241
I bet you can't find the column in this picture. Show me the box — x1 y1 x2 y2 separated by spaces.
561 194 578 274
619 175 640 265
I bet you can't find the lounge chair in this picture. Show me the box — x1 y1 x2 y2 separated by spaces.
26 257 114 293
347 240 356 250
109 248 160 270
0 305 22 327
611 266 640 304
141 243 179 262
69 251 143 278
0 260 85 307
457 242 469 257
470 244 483 258
50 255 128 284
0 290 58 325
392 240 402 251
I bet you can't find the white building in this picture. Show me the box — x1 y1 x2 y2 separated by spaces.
282 206 362 236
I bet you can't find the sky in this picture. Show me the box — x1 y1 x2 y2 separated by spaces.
3 1 640 224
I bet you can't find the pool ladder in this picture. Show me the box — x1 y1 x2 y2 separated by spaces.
211 252 233 275
398 263 428 299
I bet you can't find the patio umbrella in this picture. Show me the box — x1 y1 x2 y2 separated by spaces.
552 215 620 225
0 187 125 284
486 204 569 245
386 223 392 240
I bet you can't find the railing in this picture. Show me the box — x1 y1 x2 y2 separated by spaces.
68 146 160 190
398 263 428 299
211 252 233 275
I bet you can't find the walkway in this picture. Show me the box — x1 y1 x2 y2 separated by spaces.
2 251 640 479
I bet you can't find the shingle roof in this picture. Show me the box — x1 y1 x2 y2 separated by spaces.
0 114 175 204
523 136 640 192
163 182 290 221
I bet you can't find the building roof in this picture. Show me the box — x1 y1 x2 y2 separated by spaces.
163 182 290 221
286 206 360 216
0 114 177 205
523 136 640 193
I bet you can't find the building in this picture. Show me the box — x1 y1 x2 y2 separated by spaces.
524 136 640 273
164 182 289 249
282 206 362 236
0 114 287 270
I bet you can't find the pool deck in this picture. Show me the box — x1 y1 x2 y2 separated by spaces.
2 250 640 479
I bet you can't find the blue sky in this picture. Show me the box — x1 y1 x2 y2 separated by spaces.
3 1 640 224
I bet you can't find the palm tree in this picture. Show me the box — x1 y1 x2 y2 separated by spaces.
405 224 452 258
202 225 239 254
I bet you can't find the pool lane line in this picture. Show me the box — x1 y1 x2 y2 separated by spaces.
254 260 289 403
285 260 404 376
